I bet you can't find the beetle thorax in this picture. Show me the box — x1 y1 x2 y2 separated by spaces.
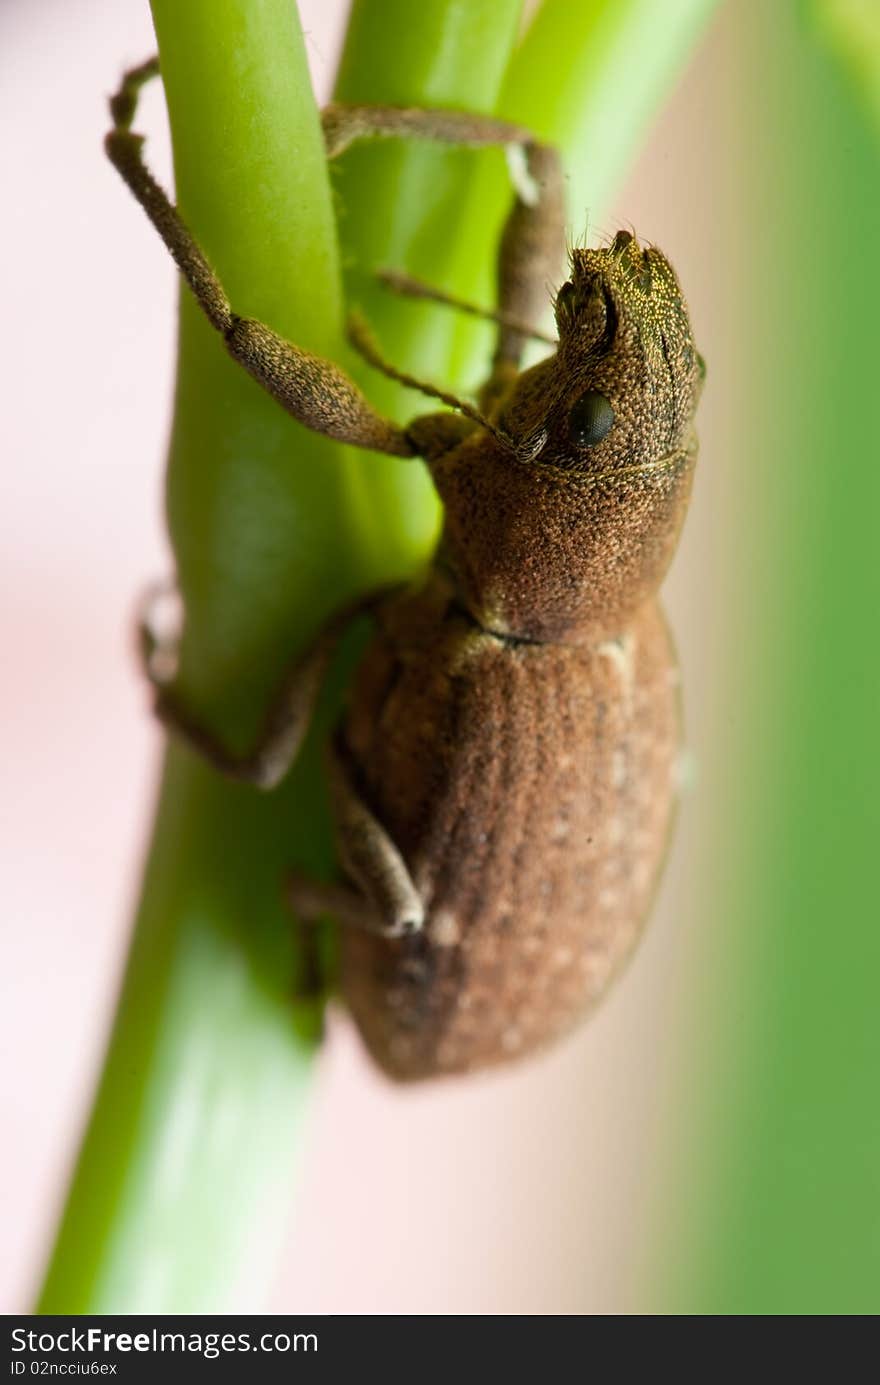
432 432 694 644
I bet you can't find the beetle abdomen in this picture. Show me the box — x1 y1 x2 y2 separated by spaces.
339 587 680 1080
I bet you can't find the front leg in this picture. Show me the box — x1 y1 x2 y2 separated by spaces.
106 60 414 458
108 62 566 452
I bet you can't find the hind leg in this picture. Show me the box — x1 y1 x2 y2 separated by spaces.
287 743 424 940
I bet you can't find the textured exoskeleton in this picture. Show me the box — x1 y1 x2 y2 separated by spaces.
108 58 703 1080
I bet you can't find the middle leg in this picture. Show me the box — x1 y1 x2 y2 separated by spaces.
139 585 394 790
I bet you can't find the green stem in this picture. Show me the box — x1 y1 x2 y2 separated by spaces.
37 0 526 1315
38 0 357 1315
329 0 527 550
503 0 719 211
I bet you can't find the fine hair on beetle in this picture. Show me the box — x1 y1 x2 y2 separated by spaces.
109 56 704 1080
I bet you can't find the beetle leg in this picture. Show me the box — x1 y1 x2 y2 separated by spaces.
139 587 391 791
287 742 424 939
290 917 328 1010
376 268 557 346
321 103 538 159
105 60 413 458
489 140 565 383
286 875 393 938
319 103 566 406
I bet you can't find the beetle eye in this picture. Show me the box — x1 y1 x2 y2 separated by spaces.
568 390 614 447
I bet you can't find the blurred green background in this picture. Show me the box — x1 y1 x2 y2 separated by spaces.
654 0 880 1315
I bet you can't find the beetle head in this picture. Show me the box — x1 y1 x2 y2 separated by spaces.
430 232 704 643
500 231 703 471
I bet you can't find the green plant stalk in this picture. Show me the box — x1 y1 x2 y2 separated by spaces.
502 0 718 212
39 0 717 1312
327 0 524 549
333 0 719 426
38 0 352 1315
37 0 524 1315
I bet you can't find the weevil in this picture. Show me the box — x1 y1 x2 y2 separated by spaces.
108 58 703 1080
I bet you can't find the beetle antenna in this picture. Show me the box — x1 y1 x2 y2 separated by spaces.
376 270 556 346
347 312 517 451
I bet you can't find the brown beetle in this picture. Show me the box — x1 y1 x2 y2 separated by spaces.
108 59 703 1080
